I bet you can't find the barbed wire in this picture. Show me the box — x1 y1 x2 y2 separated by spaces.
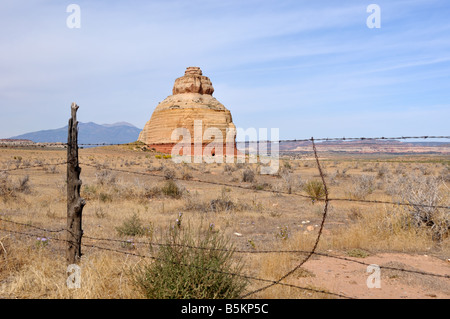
0 225 352 299
1 134 448 149
78 162 450 210
262 135 450 143
0 217 67 233
241 138 331 298
3 224 445 298
0 143 67 149
75 135 450 146
1 158 446 210
80 235 450 279
0 161 67 173
1 218 448 280
1 133 449 299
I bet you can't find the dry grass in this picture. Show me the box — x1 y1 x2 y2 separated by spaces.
0 245 141 298
0 146 448 298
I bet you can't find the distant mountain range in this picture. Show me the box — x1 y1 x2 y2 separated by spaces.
8 122 142 145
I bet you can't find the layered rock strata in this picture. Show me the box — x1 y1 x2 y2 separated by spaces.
138 67 237 156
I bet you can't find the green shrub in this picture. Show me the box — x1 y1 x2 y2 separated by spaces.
99 192 112 202
347 248 370 258
161 180 182 198
81 184 97 199
303 180 326 202
133 224 247 299
116 213 148 237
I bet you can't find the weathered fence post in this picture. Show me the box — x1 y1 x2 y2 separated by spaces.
67 102 85 264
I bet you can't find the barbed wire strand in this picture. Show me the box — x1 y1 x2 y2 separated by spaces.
1 218 448 280
0 161 67 173
1 134 449 299
1 135 448 149
2 158 447 210
0 226 352 299
0 217 67 233
78 161 450 210
241 137 331 298
74 135 450 146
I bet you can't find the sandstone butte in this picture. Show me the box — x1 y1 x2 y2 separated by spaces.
138 67 237 156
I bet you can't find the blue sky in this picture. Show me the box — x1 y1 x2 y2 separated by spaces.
1 0 449 141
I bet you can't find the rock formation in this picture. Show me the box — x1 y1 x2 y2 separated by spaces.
138 67 237 156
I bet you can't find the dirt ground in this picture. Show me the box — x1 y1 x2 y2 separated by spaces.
0 146 449 299
298 252 449 299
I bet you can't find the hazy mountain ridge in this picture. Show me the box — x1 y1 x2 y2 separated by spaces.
7 122 142 145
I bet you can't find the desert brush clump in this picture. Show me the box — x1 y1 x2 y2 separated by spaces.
161 180 183 199
82 174 184 202
346 174 375 200
0 172 31 200
242 168 255 183
184 187 252 213
390 173 449 241
132 223 248 299
163 168 176 180
95 169 117 185
116 212 152 237
303 180 326 203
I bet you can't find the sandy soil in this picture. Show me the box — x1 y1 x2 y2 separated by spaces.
297 252 450 299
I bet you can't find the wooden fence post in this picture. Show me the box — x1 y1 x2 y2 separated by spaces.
67 102 85 264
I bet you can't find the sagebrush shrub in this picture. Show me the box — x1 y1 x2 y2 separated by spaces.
161 180 182 198
346 175 375 200
133 224 247 299
0 172 31 198
242 168 255 183
303 180 326 202
163 168 176 180
116 212 149 237
95 170 117 185
390 173 449 241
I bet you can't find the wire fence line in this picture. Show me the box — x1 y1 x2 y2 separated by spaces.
1 216 449 281
0 134 449 299
76 135 450 145
1 134 449 149
241 138 331 298
78 162 450 210
0 222 447 300
0 161 68 173
1 157 448 209
0 225 353 299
